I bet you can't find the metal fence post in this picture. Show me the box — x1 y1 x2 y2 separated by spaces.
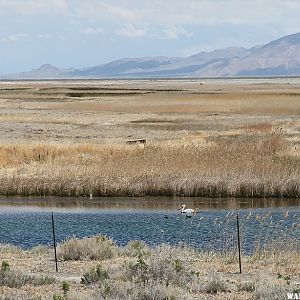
51 212 58 272
237 212 242 274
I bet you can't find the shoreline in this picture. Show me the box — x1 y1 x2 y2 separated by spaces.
0 193 300 199
0 195 299 206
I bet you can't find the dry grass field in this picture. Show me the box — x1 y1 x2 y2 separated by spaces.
0 79 299 197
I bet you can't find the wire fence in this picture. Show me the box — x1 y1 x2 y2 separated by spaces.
0 208 299 257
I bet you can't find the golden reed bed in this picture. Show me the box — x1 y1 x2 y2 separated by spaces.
0 131 299 197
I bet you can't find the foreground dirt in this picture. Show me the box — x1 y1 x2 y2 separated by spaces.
0 240 299 300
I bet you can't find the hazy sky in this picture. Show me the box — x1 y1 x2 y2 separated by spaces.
1 0 300 73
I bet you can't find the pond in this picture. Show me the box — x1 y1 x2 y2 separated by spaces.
0 197 299 255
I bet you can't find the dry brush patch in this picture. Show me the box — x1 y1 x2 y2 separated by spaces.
58 236 117 261
0 236 299 300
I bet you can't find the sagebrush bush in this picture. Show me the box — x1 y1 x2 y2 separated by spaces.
122 240 149 258
0 268 55 288
0 244 22 255
81 265 109 284
237 280 256 292
123 244 195 288
202 276 228 294
58 236 117 261
96 280 193 300
254 284 290 300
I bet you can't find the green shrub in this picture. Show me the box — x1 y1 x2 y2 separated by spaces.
173 259 183 273
125 256 149 285
1 261 9 272
62 281 70 297
124 244 194 288
123 240 149 258
81 265 109 285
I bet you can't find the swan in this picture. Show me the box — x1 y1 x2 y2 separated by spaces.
180 205 195 214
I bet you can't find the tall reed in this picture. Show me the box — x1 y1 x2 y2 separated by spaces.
0 132 298 197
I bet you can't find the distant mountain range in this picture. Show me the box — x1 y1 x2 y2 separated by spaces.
3 32 300 79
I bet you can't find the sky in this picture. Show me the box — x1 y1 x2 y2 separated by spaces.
1 0 300 74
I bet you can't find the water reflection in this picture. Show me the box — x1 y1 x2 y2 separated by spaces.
0 196 299 212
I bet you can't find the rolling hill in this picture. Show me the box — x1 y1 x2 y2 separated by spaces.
3 32 300 79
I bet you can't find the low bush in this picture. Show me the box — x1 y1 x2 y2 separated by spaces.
123 244 195 288
237 281 255 292
122 240 149 258
0 266 55 288
95 280 192 300
58 236 117 261
81 265 109 285
254 285 290 300
202 276 228 294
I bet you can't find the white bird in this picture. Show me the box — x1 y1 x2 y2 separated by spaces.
180 204 195 214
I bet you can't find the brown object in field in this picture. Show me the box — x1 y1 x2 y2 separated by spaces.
126 139 146 145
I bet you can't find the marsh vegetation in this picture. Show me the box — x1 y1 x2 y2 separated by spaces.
0 79 300 198
0 130 299 197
